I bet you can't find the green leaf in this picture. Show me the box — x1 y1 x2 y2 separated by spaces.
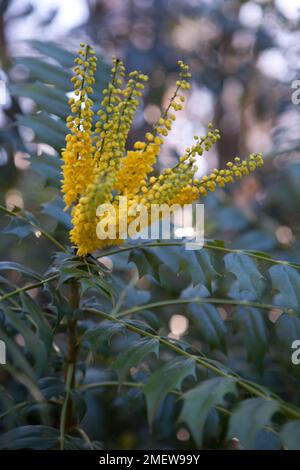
144 246 181 279
275 314 300 347
0 261 42 280
129 249 149 278
144 358 196 428
2 305 48 376
136 311 161 332
0 425 59 449
70 390 87 423
58 268 113 299
269 265 300 310
83 321 125 347
280 421 300 450
254 429 281 450
0 390 16 425
0 330 35 380
38 377 65 399
29 153 61 185
29 40 76 67
10 83 69 119
179 377 237 447
16 113 65 150
224 252 265 299
2 216 36 240
235 307 267 367
158 264 190 293
57 267 87 286
20 294 53 353
54 253 114 298
168 249 219 286
79 277 97 295
227 398 279 449
2 209 40 241
41 197 71 228
16 57 72 91
17 44 109 109
181 251 205 285
195 249 219 282
187 303 227 351
125 318 157 334
113 337 159 382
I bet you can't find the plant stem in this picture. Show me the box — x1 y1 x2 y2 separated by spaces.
60 279 80 449
114 297 289 319
59 362 74 450
81 380 144 392
102 240 300 272
0 274 58 303
67 278 80 384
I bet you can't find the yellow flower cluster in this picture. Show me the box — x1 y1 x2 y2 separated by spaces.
198 153 264 196
115 141 161 196
94 62 148 174
115 60 191 196
62 45 97 207
70 172 116 254
61 44 263 256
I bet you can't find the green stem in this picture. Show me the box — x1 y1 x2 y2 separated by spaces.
0 205 67 253
101 240 300 272
0 400 36 420
204 242 300 271
0 286 19 307
115 297 288 319
85 306 300 421
0 274 58 303
75 427 93 449
59 362 74 450
81 380 144 392
59 279 80 449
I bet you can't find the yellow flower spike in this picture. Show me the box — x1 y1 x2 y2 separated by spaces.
61 46 263 255
115 143 160 195
61 44 97 208
94 62 147 174
70 172 116 256
197 153 264 196
115 82 194 197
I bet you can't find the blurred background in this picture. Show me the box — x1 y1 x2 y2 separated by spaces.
1 0 300 449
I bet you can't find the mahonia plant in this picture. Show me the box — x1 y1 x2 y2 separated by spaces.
62 43 263 256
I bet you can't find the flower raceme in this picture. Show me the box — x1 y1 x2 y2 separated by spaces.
61 43 263 256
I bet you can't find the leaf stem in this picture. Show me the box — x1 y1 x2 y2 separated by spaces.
101 240 300 272
59 279 80 449
81 380 144 391
0 204 67 253
114 297 288 319
0 274 58 303
59 362 74 450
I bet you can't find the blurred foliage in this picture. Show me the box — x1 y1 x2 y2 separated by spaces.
0 0 300 451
